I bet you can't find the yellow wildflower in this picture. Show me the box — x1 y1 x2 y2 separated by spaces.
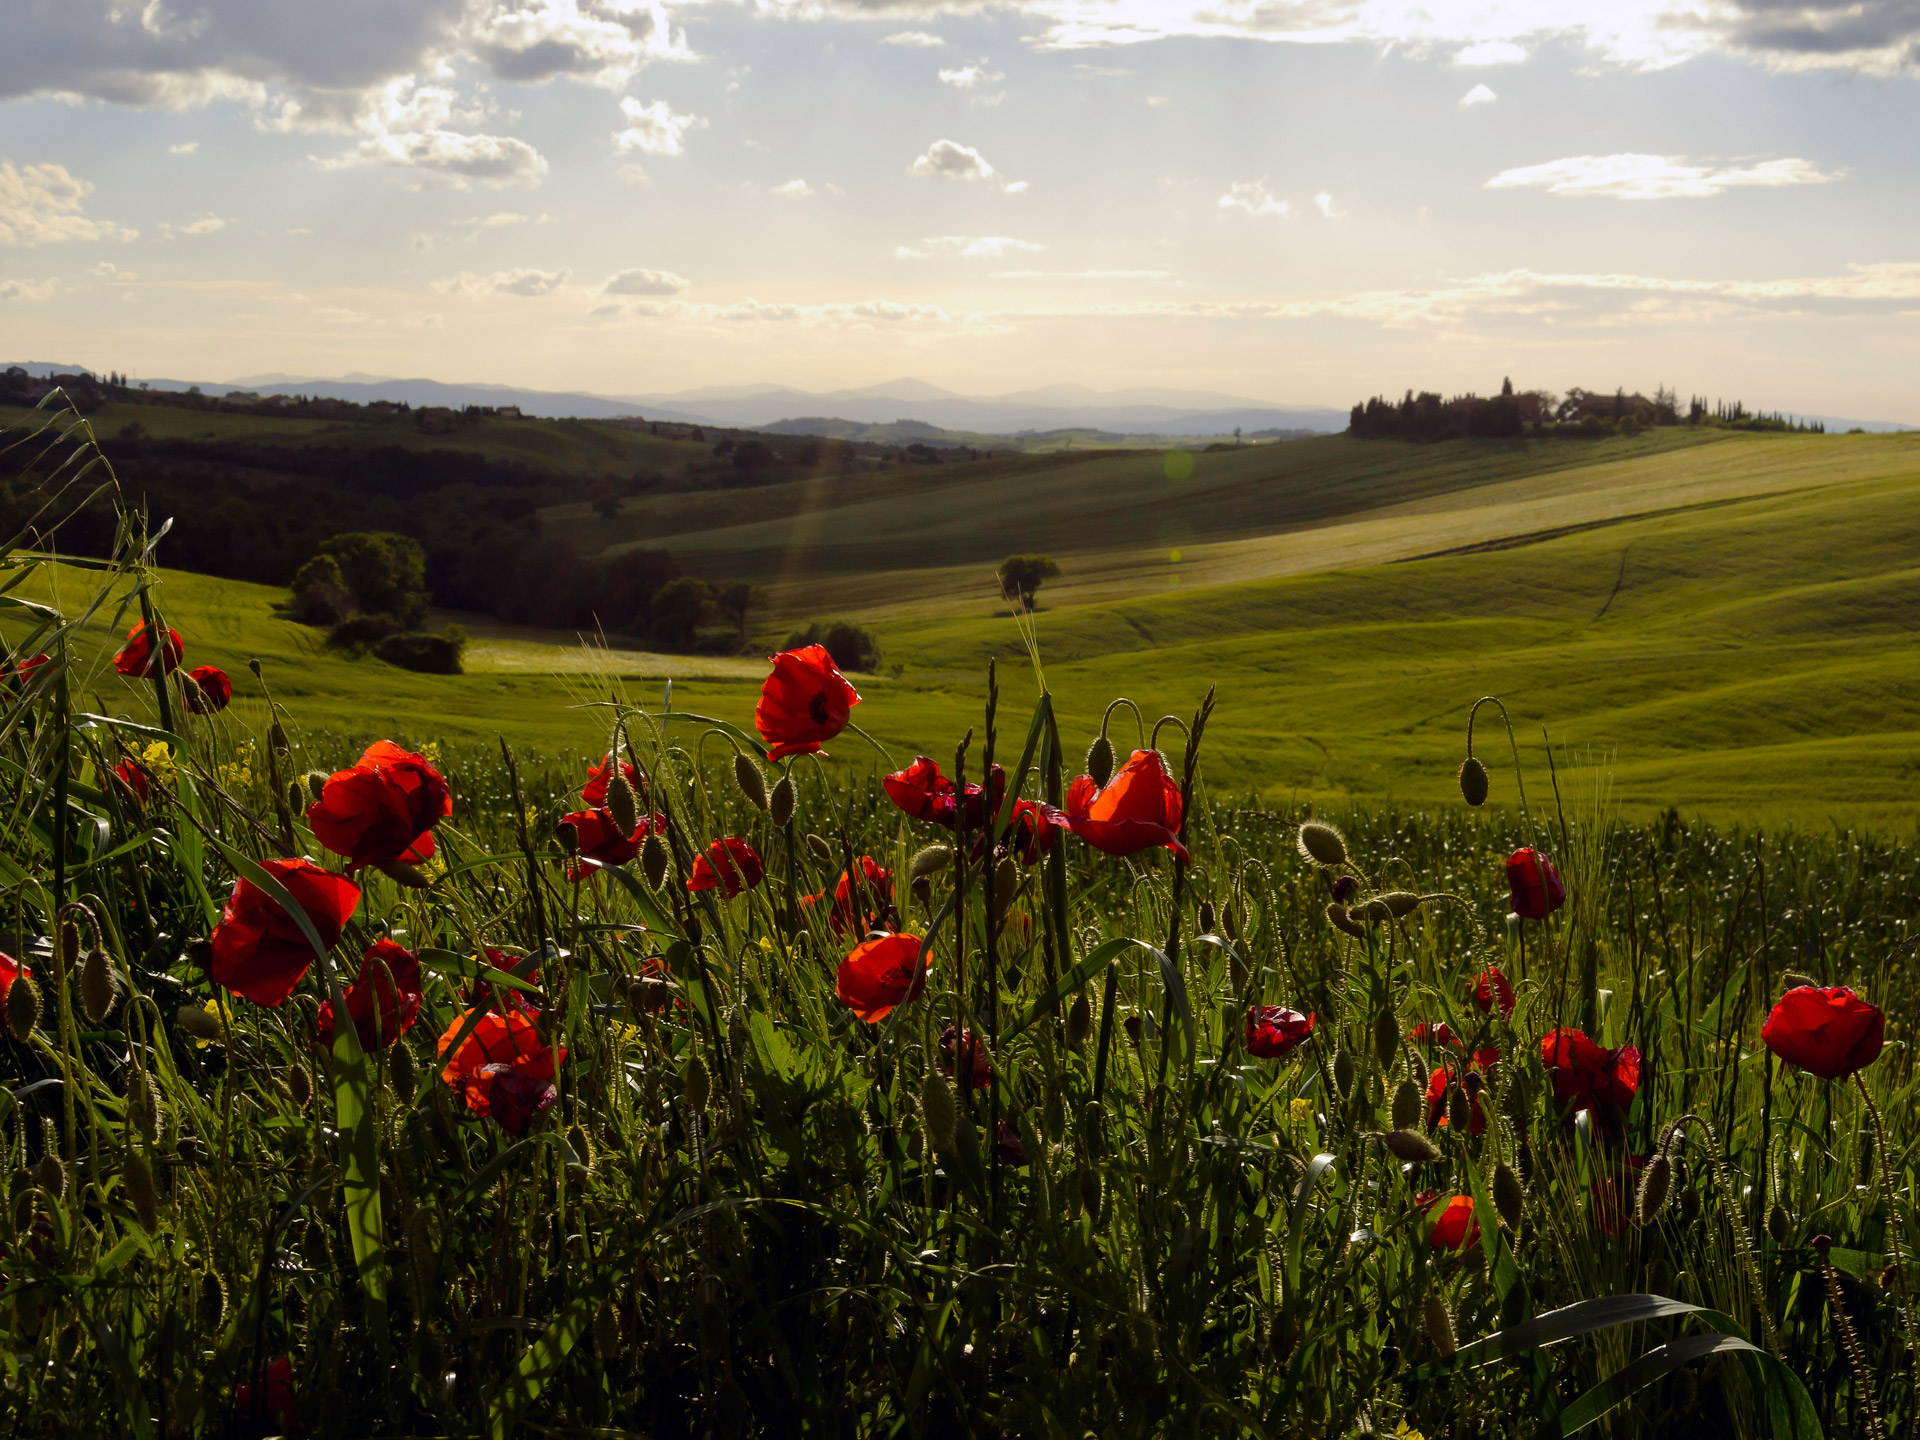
140 741 176 786
421 740 442 766
1289 1097 1314 1126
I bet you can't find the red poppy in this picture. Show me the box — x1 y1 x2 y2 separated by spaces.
1412 1020 1453 1049
883 757 1004 831
687 837 763 898
581 752 643 808
996 798 1059 865
209 857 361 1008
436 1005 566 1137
1473 965 1515 1018
1425 1063 1487 1135
561 808 663 881
6 653 52 690
1245 1006 1315 1059
113 621 183 679
306 740 451 870
834 933 928 1022
316 939 422 1051
1506 847 1566 921
182 665 232 714
994 1118 1029 1167
1541 1027 1641 1126
467 947 542 1016
1060 749 1187 862
940 1025 993 1090
112 757 150 806
1761 985 1885 1081
0 952 28 1005
803 855 892 935
755 644 861 761
1424 1194 1479 1252
236 1356 297 1432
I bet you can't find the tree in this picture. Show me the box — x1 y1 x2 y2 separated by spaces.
715 581 756 644
647 577 711 651
316 532 428 624
997 554 1061 611
289 553 351 626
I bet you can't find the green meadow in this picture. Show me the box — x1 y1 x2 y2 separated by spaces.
22 422 1920 829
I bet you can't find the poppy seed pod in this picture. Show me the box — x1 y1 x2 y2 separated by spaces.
806 833 833 863
921 1069 957 1153
1391 1078 1423 1131
733 753 769 812
304 770 330 803
1373 1009 1401 1069
683 1056 711 1111
1297 821 1348 868
1422 1294 1456 1358
1332 1047 1355 1099
124 1153 159 1233
1085 734 1115 789
1493 1161 1526 1231
1327 903 1367 940
1458 756 1490 807
605 770 639 837
910 844 952 881
175 1003 221 1041
6 972 40 1042
1383 1129 1443 1164
639 832 670 890
1635 1152 1672 1225
1064 991 1092 1049
769 774 796 828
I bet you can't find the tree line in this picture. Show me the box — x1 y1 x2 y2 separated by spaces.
1349 379 1827 442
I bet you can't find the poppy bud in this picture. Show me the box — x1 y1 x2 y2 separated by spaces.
566 1123 594 1174
1378 890 1422 919
920 1070 957 1153
606 771 639 836
1297 821 1348 868
594 1305 623 1360
1329 874 1361 903
1516 1140 1535 1186
555 821 580 855
1078 1166 1102 1218
124 1153 159 1233
1767 1203 1790 1245
1391 1078 1423 1131
1197 901 1215 934
1327 903 1367 940
1781 970 1818 990
1458 756 1490 807
175 1004 221 1041
910 875 931 907
1332 1047 1355 1099
174 1133 206 1165
36 1152 66 1202
640 833 670 890
1635 1152 1671 1225
683 1056 710 1111
304 770 329 803
1383 1129 1442 1163
806 833 833 862
199 1269 228 1330
1446 1085 1470 1134
269 721 290 756
1085 734 1115 788
1373 1008 1401 1068
6 972 40 1042
1421 1293 1456 1357
1223 902 1241 941
1123 1013 1142 1048
376 859 432 889
1081 1100 1107 1159
285 780 307 817
287 1063 312 1110
769 774 795 827
910 845 952 881
1064 991 1091 1049
1494 1161 1525 1230
991 857 1017 923
56 920 79 978
733 754 768 812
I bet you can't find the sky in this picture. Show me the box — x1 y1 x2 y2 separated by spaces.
1 0 1918 417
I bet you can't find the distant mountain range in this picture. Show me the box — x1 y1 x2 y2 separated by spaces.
6 362 1912 436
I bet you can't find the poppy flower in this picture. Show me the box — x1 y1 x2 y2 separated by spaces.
581 752 643 808
1541 1027 1641 1127
1245 1006 1315 1059
182 665 232 715
1060 749 1187 862
112 758 150 806
561 807 662 881
1423 1194 1479 1252
316 939 422 1051
803 855 892 935
113 621 183 679
940 1025 992 1090
996 798 1059 865
834 933 928 1023
6 653 52 690
468 947 541 1016
1425 1063 1487 1135
755 644 861 761
1761 986 1885 1081
0 952 29 1005
436 1005 566 1137
209 857 361 1008
306 740 451 870
1473 965 1515 1018
1506 847 1567 921
994 1118 1029 1168
884 757 1004 831
687 837 763 899
236 1356 297 1432
1412 1020 1454 1049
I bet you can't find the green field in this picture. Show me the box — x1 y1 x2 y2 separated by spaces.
17 421 1920 829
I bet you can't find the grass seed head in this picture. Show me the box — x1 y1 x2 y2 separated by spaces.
124 1154 159 1233
1636 1152 1672 1226
1085 734 1115 788
920 1069 958 1153
6 972 40 1042
1383 1129 1443 1163
733 753 768 812
1458 756 1490 807
1064 991 1092 1049
910 844 952 881
1494 1161 1526 1230
640 833 670 890
768 774 795 827
1298 821 1349 868
1391 1079 1423 1131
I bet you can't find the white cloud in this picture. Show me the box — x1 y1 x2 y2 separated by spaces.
0 162 136 245
91 261 135 278
601 266 688 295
161 215 230 238
1487 153 1839 199
612 96 705 156
1459 83 1498 106
1456 40 1528 64
938 64 995 88
882 30 946 47
298 79 549 185
1217 180 1290 217
909 139 1016 189
1315 192 1342 218
616 162 651 185
897 235 1046 259
991 268 1175 280
476 211 544 227
469 0 692 86
324 127 549 184
168 141 200 155
771 178 814 198
435 266 571 296
0 277 59 302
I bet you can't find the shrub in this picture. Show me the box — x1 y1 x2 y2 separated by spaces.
325 613 401 654
782 619 881 673
290 553 351 626
374 628 466 674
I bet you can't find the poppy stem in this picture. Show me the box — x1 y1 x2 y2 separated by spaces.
1667 1111 1780 1353
1855 1076 1920 1394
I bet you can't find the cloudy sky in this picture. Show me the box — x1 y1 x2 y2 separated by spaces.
2 1 1918 416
